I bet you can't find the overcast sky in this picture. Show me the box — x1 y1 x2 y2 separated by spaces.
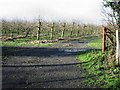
0 0 104 25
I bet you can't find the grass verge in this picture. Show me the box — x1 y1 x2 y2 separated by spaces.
1 38 55 47
77 50 119 88
76 37 120 88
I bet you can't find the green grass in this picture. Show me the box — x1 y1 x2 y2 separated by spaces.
1 38 55 47
87 37 102 48
77 50 102 69
76 37 120 88
77 50 119 88
2 41 54 47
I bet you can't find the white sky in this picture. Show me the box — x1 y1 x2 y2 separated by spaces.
0 0 104 25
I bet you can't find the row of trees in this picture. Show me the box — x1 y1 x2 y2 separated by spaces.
1 18 101 40
1 19 35 38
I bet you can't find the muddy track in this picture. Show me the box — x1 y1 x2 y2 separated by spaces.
2 40 99 88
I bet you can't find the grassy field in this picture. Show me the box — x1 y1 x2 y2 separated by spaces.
76 37 120 88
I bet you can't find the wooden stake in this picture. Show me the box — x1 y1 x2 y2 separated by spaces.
116 30 119 65
102 27 107 53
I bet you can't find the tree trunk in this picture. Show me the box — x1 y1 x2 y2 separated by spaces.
37 29 40 40
50 22 55 40
37 19 42 40
61 23 66 38
70 28 73 37
76 24 80 37
61 30 65 38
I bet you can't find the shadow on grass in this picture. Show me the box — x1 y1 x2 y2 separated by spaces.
76 49 102 64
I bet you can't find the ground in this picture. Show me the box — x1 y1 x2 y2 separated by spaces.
2 39 97 88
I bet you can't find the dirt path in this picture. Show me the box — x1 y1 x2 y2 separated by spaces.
2 40 93 88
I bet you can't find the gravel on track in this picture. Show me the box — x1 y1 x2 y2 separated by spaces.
2 40 93 88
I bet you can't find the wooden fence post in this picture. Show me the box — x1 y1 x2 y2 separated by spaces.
116 30 119 65
102 27 107 53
